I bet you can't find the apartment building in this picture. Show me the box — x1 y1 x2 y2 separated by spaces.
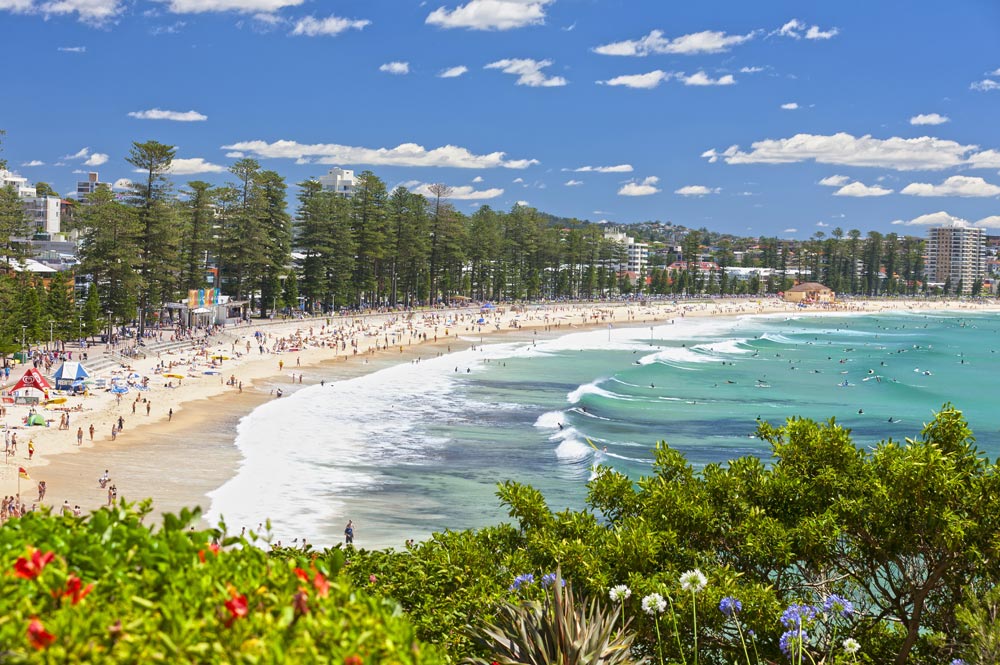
603 228 649 276
924 226 986 293
318 167 356 197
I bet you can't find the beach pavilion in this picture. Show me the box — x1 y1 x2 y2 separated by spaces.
783 282 836 304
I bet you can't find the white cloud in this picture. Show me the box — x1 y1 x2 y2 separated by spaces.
485 58 566 87
512 177 524 183
84 152 109 166
572 164 633 173
128 108 208 122
57 46 86 53
910 113 949 126
893 211 968 227
818 175 849 187
380 61 410 75
291 15 370 37
439 65 469 78
740 66 764 73
599 70 670 89
991 68 1000 76
154 0 303 13
38 0 124 23
618 176 660 196
167 157 227 175
515 200 529 206
407 182 504 200
675 185 719 196
833 181 893 197
594 28 755 57
776 18 838 40
21 160 44 167
816 221 829 227
565 179 583 186
780 102 799 110
426 0 553 31
900 175 1000 198
0 0 33 12
471 175 484 183
221 139 539 169
976 215 1000 228
112 178 132 190
703 132 1000 171
783 228 798 233
971 79 1000 92
65 147 90 160
677 71 735 86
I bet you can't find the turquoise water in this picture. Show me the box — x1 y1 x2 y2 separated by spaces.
209 310 1000 549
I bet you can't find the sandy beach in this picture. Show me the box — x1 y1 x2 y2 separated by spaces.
2 297 996 524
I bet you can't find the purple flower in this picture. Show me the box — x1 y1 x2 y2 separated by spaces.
541 572 564 587
719 596 742 617
509 573 534 591
823 594 854 618
951 660 966 665
780 603 817 629
779 629 807 658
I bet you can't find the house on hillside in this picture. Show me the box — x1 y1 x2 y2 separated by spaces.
783 282 835 304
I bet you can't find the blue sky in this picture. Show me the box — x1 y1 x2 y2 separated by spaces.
1 0 999 237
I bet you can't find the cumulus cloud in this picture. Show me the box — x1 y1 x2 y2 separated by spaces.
221 139 539 169
485 58 566 86
154 0 304 13
675 185 720 196
971 79 1000 92
833 181 893 197
677 71 735 86
564 179 583 186
380 61 410 75
594 28 755 56
900 175 1000 198
892 211 969 227
84 152 109 166
290 15 370 36
426 0 553 31
21 160 44 167
740 66 764 73
439 65 468 78
472 175 483 183
818 175 849 186
39 0 124 23
599 70 671 89
977 215 1000 228
406 182 504 200
780 102 799 110
702 132 1000 171
128 108 207 122
776 18 839 40
515 200 530 206
618 176 660 196
167 157 228 175
571 164 633 173
910 113 949 126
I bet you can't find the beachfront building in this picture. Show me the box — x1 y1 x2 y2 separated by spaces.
318 167 356 197
76 172 109 199
603 228 649 277
1 169 63 236
783 282 835 304
924 226 985 294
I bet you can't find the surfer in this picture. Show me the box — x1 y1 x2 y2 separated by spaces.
558 422 564 430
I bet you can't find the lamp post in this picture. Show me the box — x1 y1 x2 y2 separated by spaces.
21 325 26 359
106 310 112 348
49 320 54 351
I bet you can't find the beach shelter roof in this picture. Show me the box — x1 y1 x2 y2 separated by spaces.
27 413 47 426
11 367 51 394
53 361 90 389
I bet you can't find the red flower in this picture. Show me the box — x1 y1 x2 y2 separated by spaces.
293 567 310 583
344 656 363 665
313 570 330 598
62 575 94 605
224 592 249 628
198 543 221 563
14 549 56 580
27 619 56 650
368 574 377 584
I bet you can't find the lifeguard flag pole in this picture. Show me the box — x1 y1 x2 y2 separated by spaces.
18 466 30 495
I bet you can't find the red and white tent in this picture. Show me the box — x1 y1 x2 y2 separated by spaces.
11 367 52 394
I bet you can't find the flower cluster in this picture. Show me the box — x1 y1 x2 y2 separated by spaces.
14 548 56 580
779 629 807 657
609 584 631 602
719 596 742 617
843 637 861 655
541 572 564 588
641 592 667 616
780 602 818 629
823 594 854 618
509 573 534 591
679 569 707 593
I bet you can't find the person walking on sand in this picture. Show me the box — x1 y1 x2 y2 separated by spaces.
146 401 151 416
117 416 124 431
28 440 34 460
168 408 173 422
76 427 83 445
37 481 45 502
344 520 354 545
89 424 94 441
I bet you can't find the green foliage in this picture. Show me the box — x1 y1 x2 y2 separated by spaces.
463 571 636 665
0 503 445 663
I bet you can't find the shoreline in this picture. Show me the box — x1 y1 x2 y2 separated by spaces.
4 298 998 524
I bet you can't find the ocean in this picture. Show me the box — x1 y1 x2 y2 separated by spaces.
206 310 1000 549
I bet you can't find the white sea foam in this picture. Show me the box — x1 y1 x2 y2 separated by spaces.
554 436 593 461
567 379 622 403
535 410 566 429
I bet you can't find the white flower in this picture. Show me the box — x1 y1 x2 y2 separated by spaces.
609 585 632 602
842 637 861 655
641 592 667 616
679 569 707 594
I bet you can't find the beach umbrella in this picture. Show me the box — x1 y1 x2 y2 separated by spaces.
477 317 486 324
110 385 129 394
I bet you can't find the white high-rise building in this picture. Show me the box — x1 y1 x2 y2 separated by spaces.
0 169 35 197
924 226 986 293
1 169 62 235
76 172 108 199
603 228 648 276
318 167 356 197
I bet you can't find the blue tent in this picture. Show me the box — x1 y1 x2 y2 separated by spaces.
53 361 90 390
